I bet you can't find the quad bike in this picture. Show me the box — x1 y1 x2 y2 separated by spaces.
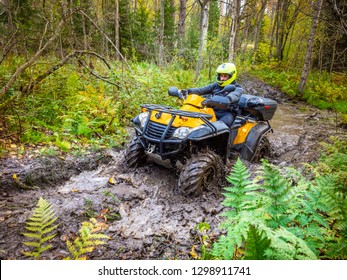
125 85 277 196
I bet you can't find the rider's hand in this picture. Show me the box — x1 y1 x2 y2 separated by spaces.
201 98 210 107
227 94 239 103
178 89 188 99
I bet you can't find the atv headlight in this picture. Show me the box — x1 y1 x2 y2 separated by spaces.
138 112 149 128
172 127 191 139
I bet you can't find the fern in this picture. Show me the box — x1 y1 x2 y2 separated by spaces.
65 218 109 260
243 225 271 260
22 197 58 259
262 227 317 260
259 161 293 228
222 158 256 216
316 175 347 259
212 210 265 259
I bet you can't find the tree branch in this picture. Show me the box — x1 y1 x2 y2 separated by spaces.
21 50 113 94
0 10 75 97
78 9 133 74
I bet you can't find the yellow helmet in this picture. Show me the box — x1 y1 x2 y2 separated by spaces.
216 63 237 87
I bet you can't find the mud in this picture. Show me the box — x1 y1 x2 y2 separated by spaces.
0 76 346 260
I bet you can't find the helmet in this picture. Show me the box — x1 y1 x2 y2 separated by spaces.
216 63 237 87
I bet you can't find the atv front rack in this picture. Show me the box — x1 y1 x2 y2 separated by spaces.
141 104 213 119
141 104 218 134
138 104 219 159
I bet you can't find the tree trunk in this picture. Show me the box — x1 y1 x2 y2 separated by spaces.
178 0 187 53
158 0 165 67
4 0 17 55
196 0 210 79
298 0 323 94
269 1 277 59
218 0 225 34
114 0 120 60
228 0 237 61
252 0 268 64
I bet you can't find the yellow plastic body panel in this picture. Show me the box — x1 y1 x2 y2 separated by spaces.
149 94 216 128
146 93 255 144
233 121 256 145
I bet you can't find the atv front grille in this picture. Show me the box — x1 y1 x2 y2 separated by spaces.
145 121 175 140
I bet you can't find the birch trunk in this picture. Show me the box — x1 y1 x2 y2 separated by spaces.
298 0 323 94
195 0 210 79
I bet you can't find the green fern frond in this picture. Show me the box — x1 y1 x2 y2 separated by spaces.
214 210 265 260
243 225 271 260
222 158 256 215
65 218 109 260
264 227 317 260
22 197 58 259
259 162 293 228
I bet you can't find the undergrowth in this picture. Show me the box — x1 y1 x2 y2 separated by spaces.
192 137 347 260
247 63 347 122
0 57 208 157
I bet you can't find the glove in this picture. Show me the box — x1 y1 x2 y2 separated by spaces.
201 98 211 107
227 94 239 103
178 89 188 100
202 96 230 110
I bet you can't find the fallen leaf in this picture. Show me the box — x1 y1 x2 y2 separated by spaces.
108 177 115 185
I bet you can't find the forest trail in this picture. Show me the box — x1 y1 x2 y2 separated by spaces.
0 76 345 260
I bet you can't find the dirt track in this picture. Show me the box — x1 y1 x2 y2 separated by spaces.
0 76 346 260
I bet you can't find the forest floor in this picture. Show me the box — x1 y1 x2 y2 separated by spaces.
0 75 346 260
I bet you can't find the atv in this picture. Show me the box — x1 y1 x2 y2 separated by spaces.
125 85 277 196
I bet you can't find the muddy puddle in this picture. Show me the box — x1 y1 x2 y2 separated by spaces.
0 76 346 260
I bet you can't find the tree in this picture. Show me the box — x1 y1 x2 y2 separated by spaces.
298 0 324 94
196 0 210 78
0 12 73 97
115 0 120 60
158 0 165 66
228 0 241 62
252 0 268 64
178 0 187 53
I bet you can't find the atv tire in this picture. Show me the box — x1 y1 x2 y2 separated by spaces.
177 150 224 197
251 136 270 162
125 136 146 168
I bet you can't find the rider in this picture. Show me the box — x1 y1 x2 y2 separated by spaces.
184 62 243 127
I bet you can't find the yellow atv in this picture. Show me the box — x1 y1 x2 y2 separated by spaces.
125 85 277 196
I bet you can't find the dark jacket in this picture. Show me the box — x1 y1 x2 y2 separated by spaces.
187 81 243 111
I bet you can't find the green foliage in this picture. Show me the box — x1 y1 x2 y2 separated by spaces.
22 197 58 259
211 148 347 260
313 137 347 191
3 58 209 156
65 218 109 260
243 225 270 260
259 161 293 229
253 43 271 64
222 158 255 216
248 65 347 117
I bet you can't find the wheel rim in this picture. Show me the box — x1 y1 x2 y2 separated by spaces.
253 138 270 162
